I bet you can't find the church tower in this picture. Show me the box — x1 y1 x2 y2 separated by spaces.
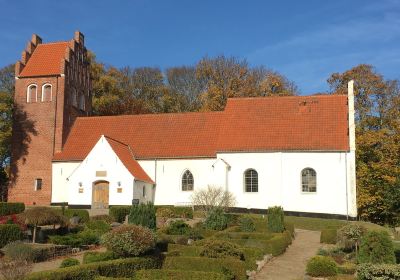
8 31 91 205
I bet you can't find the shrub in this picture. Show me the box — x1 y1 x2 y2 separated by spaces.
109 206 131 223
83 251 116 264
225 213 241 226
306 256 338 277
0 224 22 248
165 220 191 235
284 222 295 237
265 231 292 256
90 215 114 223
101 224 155 257
26 256 162 280
85 220 111 234
337 224 366 252
0 202 25 216
337 262 357 274
239 216 255 232
191 185 236 212
135 269 226 280
2 241 35 262
357 263 400 280
0 259 32 280
49 229 100 247
267 206 284 233
156 207 174 219
200 239 244 260
358 231 395 264
128 202 156 230
57 209 89 223
320 229 337 244
205 208 228 230
162 256 246 280
60 258 80 268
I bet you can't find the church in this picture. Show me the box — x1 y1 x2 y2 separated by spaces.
8 32 357 219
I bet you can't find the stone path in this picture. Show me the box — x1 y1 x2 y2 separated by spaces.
255 229 321 280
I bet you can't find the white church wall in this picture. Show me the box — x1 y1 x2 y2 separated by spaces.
51 162 80 203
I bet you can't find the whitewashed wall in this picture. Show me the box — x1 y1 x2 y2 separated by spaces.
52 136 152 206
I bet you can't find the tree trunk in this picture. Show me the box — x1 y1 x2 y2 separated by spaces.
32 225 37 243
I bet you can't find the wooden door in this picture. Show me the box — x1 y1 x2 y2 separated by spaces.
92 181 109 209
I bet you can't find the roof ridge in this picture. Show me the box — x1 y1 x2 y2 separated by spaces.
226 94 346 101
36 41 69 46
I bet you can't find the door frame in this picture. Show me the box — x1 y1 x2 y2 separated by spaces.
92 180 110 209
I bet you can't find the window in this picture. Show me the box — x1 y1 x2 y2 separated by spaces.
27 85 37 103
71 88 78 107
301 168 317 192
142 185 146 197
244 169 258 192
42 84 52 102
182 170 194 191
79 94 85 110
34 178 42 191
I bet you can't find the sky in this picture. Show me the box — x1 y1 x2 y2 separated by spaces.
1 0 399 94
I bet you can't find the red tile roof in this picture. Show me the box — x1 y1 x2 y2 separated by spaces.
19 42 69 77
105 137 154 183
53 95 349 161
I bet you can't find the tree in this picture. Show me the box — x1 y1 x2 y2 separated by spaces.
191 185 236 212
328 64 400 225
21 207 66 243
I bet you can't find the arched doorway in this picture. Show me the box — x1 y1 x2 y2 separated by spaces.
92 181 109 209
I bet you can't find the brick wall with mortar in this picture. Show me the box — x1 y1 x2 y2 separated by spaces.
8 32 91 205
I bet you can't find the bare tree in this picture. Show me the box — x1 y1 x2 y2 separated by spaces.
191 185 236 212
0 260 32 280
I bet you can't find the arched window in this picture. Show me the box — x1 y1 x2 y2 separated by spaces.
79 94 85 110
71 88 78 107
42 84 52 102
182 170 194 191
244 169 258 192
27 84 37 103
301 168 317 192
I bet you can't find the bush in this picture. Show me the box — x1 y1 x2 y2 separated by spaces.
101 224 155 257
239 216 255 232
225 213 241 226
83 251 116 264
320 229 337 244
200 239 244 260
128 202 156 230
26 256 162 280
284 222 295 237
0 202 25 216
162 256 246 280
337 262 357 274
85 220 111 234
60 258 80 268
90 215 114 223
135 269 226 280
205 208 228 230
165 220 191 235
357 263 400 280
267 206 284 233
2 241 35 262
109 206 131 223
358 231 395 264
49 229 100 247
156 206 193 219
337 224 366 251
306 256 338 277
0 224 22 248
0 259 32 280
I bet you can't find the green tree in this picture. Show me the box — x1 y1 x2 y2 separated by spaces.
328 64 400 225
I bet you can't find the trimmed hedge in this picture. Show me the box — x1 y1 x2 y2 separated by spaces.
320 229 337 244
162 256 246 280
357 263 400 280
284 222 295 237
135 269 226 280
0 224 23 248
109 206 131 223
156 206 193 219
55 209 89 223
27 256 162 280
83 251 116 264
214 231 274 240
60 258 80 268
306 256 338 277
0 202 25 216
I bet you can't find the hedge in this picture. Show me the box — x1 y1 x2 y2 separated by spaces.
55 209 89 223
0 202 25 216
83 251 116 264
134 269 226 280
0 224 23 248
357 263 400 280
162 256 247 280
27 256 162 280
109 206 131 223
214 231 274 240
320 229 337 244
155 206 193 219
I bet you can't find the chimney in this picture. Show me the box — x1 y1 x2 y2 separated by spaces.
348 80 355 151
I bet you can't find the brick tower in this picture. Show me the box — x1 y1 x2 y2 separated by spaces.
8 31 91 205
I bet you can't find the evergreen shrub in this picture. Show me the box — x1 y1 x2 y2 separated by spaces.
128 202 156 230
267 206 284 233
358 231 395 264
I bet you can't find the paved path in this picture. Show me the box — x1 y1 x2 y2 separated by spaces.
255 229 321 280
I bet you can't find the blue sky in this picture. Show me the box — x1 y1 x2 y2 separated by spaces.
1 0 399 94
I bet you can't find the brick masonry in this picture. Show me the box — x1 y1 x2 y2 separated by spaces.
8 32 91 205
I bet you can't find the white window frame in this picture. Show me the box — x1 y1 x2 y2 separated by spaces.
41 83 52 102
301 168 317 193
34 178 42 191
27 84 38 103
244 168 258 193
